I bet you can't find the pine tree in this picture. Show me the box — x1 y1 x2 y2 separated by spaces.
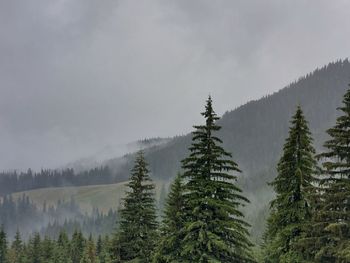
309 86 350 262
153 174 185 262
41 236 54 262
179 96 254 262
8 230 24 263
96 235 102 260
114 151 158 262
262 105 318 262
80 236 98 263
28 233 42 263
71 230 85 263
54 231 72 263
0 226 8 263
96 235 112 263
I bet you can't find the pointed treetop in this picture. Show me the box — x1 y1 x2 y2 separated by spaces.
180 97 254 262
202 95 219 122
263 104 317 262
338 84 350 111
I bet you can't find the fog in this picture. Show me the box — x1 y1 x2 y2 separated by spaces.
0 0 349 170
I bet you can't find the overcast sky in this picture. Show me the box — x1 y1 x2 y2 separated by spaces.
0 0 349 170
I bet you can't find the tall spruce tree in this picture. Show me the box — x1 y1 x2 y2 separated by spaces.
263 106 317 262
309 86 350 262
153 174 185 262
115 151 158 262
179 96 254 262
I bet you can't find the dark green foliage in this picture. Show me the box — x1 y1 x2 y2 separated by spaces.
102 59 350 242
0 228 114 263
306 86 350 262
41 236 55 262
153 174 185 262
0 194 118 240
53 231 72 263
179 97 254 262
0 166 113 196
1 60 350 245
97 236 112 263
114 151 158 262
0 226 7 263
27 233 42 263
263 106 318 262
80 236 98 263
96 235 102 259
8 230 25 263
71 230 86 263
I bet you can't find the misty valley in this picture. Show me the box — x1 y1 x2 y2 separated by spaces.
0 60 350 262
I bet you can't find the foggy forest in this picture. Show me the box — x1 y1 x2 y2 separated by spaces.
0 1 350 263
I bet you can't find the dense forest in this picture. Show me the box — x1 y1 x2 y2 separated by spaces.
1 79 350 262
0 194 117 240
101 59 350 240
104 59 350 187
0 167 113 196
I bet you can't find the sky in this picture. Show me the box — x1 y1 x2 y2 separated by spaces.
0 0 350 170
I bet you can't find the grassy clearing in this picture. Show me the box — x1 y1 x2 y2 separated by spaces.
12 181 166 214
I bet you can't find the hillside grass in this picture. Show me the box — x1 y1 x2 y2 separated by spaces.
12 180 167 214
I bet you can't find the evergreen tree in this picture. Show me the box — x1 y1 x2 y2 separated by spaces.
308 86 350 262
0 226 7 263
8 230 24 263
153 174 185 262
95 235 112 263
41 236 54 262
96 235 102 259
114 151 158 262
27 233 42 263
71 230 85 263
80 236 98 263
54 231 72 263
179 96 254 262
262 106 317 262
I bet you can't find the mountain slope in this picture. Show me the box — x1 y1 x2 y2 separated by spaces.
103 59 350 241
108 59 350 186
12 180 167 215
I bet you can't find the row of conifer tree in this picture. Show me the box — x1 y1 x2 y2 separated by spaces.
1 86 350 262
261 86 350 262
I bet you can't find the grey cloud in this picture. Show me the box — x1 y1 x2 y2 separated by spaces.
0 0 349 170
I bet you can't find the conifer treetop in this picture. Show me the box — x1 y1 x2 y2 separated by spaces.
116 150 158 262
263 105 318 262
318 85 350 177
309 85 350 262
180 96 254 263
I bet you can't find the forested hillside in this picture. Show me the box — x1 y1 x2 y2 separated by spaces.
107 60 350 186
3 60 348 197
1 60 349 243
0 60 349 261
103 59 350 240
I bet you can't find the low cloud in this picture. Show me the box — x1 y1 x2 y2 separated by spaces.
0 0 349 169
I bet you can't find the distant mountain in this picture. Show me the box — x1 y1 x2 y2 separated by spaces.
103 59 350 241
